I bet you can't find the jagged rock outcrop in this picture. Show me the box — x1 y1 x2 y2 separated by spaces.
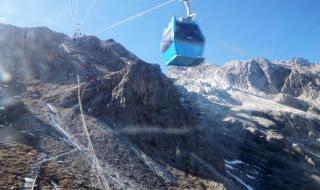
217 58 292 94
58 60 192 127
169 57 320 108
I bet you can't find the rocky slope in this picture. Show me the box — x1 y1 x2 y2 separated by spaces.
168 59 320 190
0 24 238 190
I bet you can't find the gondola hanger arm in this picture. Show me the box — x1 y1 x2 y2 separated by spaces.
180 0 196 20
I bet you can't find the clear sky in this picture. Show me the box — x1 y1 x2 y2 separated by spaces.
0 0 319 71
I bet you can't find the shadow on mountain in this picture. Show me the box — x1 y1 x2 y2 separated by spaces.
122 90 320 190
0 100 63 151
116 90 239 189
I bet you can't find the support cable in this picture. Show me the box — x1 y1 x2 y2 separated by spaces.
89 0 176 35
81 0 96 25
281 21 320 57
69 0 75 30
77 75 111 190
75 0 79 23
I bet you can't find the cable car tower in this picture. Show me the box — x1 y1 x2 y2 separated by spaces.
161 0 205 66
73 23 82 39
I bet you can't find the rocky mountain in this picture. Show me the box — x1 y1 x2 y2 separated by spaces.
168 59 320 190
0 24 237 190
169 58 320 109
0 22 319 190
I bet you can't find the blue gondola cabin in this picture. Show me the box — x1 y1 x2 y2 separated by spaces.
161 17 205 66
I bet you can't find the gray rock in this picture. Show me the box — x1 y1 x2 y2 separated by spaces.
274 93 309 111
168 58 320 190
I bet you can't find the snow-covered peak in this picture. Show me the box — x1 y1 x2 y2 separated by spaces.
168 57 320 108
274 57 312 67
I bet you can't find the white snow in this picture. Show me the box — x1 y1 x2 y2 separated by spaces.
51 181 60 189
226 170 254 190
225 163 235 170
225 159 244 165
246 174 256 179
224 159 256 188
28 132 36 136
61 43 70 53
37 149 77 167
303 149 320 159
47 103 57 113
0 107 5 110
317 138 320 142
24 177 34 188
47 104 82 151
51 181 58 187
24 178 34 183
46 104 130 189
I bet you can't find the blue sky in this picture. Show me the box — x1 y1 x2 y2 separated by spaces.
0 0 319 71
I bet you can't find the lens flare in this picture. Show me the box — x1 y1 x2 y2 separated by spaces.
0 65 11 82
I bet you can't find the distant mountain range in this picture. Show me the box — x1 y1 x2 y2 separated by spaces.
169 57 320 110
168 58 320 190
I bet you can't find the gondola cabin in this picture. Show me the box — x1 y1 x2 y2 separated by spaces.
161 17 205 66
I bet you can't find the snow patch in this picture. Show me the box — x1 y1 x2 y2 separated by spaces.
51 180 60 189
24 178 34 183
225 159 244 165
225 163 234 170
47 104 82 151
246 174 256 179
47 103 57 113
24 177 34 188
226 170 254 190
61 43 70 53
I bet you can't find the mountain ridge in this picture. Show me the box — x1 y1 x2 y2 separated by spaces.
169 57 320 109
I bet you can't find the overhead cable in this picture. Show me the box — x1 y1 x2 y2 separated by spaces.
89 0 176 35
81 0 96 25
